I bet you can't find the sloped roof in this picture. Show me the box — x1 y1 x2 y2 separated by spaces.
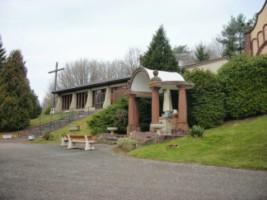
130 67 187 93
184 57 229 69
144 68 185 82
52 77 130 95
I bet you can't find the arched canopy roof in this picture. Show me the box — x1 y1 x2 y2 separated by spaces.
129 67 190 96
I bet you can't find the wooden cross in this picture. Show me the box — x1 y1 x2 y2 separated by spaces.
48 62 64 109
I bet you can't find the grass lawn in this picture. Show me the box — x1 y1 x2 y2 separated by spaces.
30 113 71 127
31 115 93 144
129 115 267 170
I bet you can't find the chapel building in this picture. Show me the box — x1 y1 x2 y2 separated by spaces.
53 77 130 113
244 0 267 56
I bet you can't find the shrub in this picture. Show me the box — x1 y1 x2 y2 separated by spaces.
117 137 139 151
189 125 205 137
218 55 267 119
91 127 104 136
184 69 225 128
87 98 128 135
44 105 52 115
42 132 53 140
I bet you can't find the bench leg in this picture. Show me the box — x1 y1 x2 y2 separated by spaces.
89 143 95 150
61 138 68 147
67 140 75 149
85 142 95 151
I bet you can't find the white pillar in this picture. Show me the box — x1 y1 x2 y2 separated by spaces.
163 89 173 113
103 86 111 108
69 93 77 111
85 89 94 111
55 95 62 113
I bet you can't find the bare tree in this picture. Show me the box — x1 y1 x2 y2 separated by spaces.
123 47 141 75
207 38 225 59
89 60 111 82
58 59 91 89
42 81 55 112
43 47 142 104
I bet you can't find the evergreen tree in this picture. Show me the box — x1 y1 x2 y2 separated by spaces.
194 42 210 62
173 45 194 66
0 36 6 70
0 50 34 131
142 25 179 72
29 89 42 118
217 14 246 57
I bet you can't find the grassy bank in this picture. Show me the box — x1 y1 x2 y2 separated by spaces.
129 115 267 170
32 115 92 143
30 113 71 127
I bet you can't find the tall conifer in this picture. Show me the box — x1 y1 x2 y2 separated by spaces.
0 50 34 131
0 36 6 70
217 14 246 57
142 25 179 72
194 43 210 62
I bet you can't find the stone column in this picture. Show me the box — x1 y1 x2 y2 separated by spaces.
151 86 160 124
103 86 111 108
177 85 189 133
85 89 94 111
69 93 77 111
55 95 62 113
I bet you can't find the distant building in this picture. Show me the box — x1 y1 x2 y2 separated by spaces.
244 0 267 56
184 57 229 73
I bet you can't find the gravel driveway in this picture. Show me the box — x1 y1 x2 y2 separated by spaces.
0 142 266 200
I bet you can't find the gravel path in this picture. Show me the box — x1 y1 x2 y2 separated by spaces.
0 143 266 200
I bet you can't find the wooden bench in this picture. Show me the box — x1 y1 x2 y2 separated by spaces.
67 134 96 151
61 134 68 146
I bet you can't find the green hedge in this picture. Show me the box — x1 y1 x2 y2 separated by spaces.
218 55 267 119
87 98 128 135
184 69 225 128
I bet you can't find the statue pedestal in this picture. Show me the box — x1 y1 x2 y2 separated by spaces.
150 123 165 135
159 115 172 136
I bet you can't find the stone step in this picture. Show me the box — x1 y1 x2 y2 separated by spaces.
26 111 95 138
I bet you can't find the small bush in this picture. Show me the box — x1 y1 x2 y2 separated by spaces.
44 105 52 115
117 137 139 151
42 132 54 140
189 125 205 137
91 127 104 136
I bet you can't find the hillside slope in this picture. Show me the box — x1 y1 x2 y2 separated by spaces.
129 115 267 170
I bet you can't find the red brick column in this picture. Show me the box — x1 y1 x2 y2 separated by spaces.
177 85 189 133
127 93 139 133
151 86 160 124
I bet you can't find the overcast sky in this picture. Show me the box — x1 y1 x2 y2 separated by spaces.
0 0 265 103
